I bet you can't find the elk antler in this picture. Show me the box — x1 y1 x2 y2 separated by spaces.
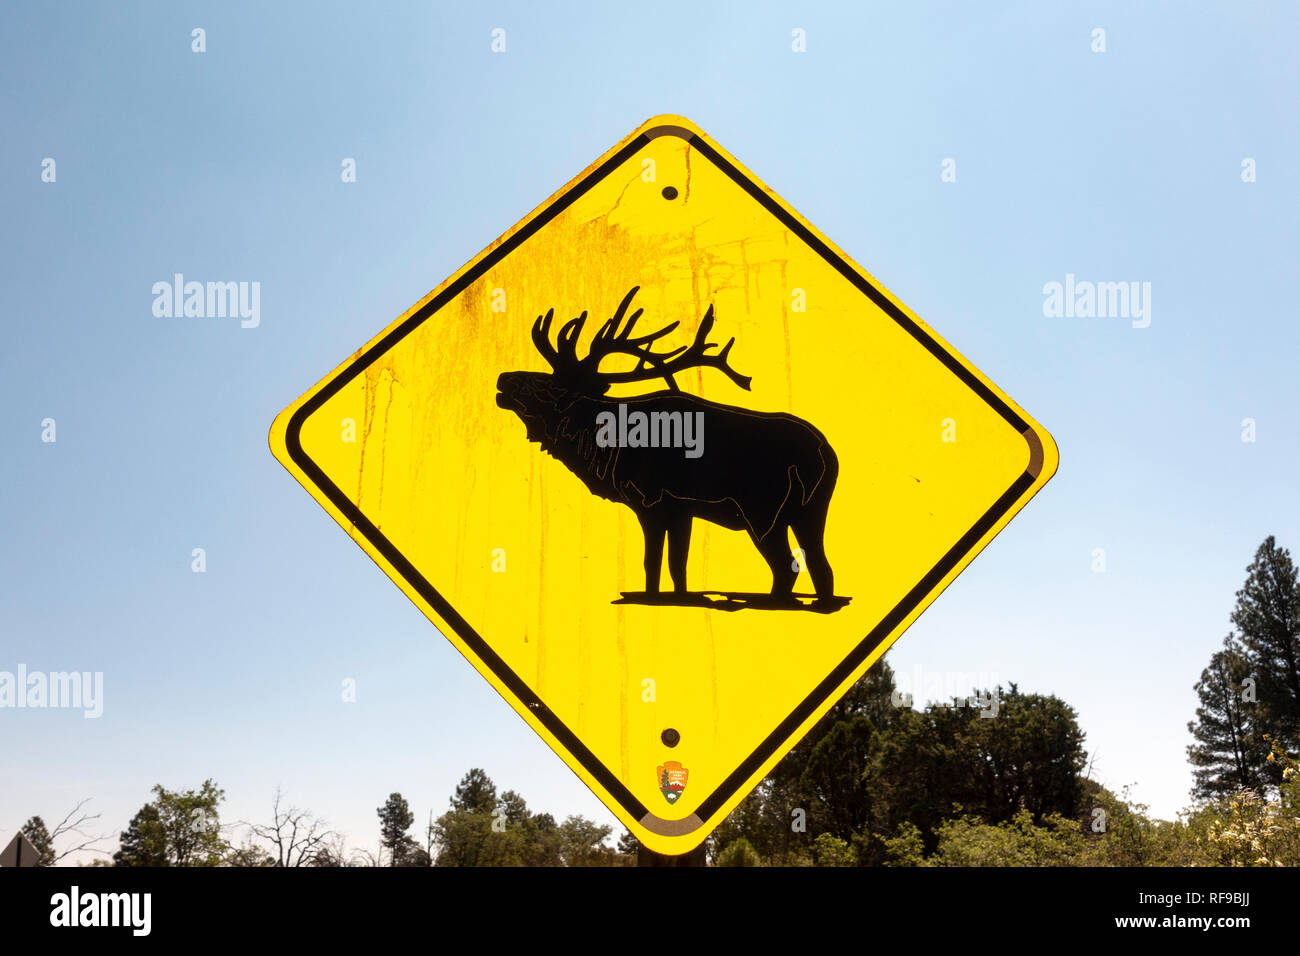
530 308 590 368
530 287 752 393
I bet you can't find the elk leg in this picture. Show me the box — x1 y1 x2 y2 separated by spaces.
753 529 798 598
665 513 692 594
637 513 667 593
791 514 835 601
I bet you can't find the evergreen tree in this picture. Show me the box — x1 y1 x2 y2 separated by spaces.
15 801 107 865
430 772 539 866
1230 537 1300 747
798 715 876 842
376 793 415 866
113 804 168 867
451 768 498 813
393 839 430 866
20 816 55 867
616 829 639 857
1188 636 1270 798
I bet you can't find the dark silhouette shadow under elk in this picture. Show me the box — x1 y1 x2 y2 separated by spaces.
496 286 848 612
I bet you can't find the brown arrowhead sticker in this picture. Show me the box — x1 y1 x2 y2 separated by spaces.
658 761 688 804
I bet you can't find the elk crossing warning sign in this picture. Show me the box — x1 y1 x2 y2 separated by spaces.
270 115 1058 855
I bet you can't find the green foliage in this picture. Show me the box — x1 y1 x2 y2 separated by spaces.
396 838 431 866
556 815 615 866
1078 785 1169 867
113 780 225 866
1188 637 1270 798
707 781 808 865
432 812 519 866
432 784 537 866
874 685 1086 857
113 804 167 867
810 833 854 867
153 780 226 866
712 660 1089 866
616 829 639 855
451 768 498 814
377 792 416 866
429 770 623 866
1186 537 1300 801
956 687 1089 822
20 816 56 867
1186 737 1300 867
1187 536 1300 800
709 662 900 866
715 838 761 867
224 841 276 867
799 716 875 842
1175 535 1300 861
879 822 925 867
927 810 1084 867
1230 537 1300 749
719 536 1300 867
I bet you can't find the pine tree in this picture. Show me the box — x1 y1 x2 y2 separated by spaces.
376 793 415 866
20 816 55 867
616 830 639 856
1230 536 1300 747
1187 635 1269 799
113 804 168 867
451 768 497 813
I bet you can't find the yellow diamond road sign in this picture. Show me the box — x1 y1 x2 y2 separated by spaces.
270 115 1058 855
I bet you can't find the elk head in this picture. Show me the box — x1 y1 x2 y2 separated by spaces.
496 286 752 447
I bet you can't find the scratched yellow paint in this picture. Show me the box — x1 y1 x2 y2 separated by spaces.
270 115 1058 856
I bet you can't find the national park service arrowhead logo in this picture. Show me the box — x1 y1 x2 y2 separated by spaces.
658 761 689 804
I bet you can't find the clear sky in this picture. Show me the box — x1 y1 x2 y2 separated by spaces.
2 1 1297 862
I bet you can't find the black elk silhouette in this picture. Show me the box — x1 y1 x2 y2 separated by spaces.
496 286 842 609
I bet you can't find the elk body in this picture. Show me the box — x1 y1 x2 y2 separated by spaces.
496 287 839 605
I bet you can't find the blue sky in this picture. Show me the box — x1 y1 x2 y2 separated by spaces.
1 0 1297 861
